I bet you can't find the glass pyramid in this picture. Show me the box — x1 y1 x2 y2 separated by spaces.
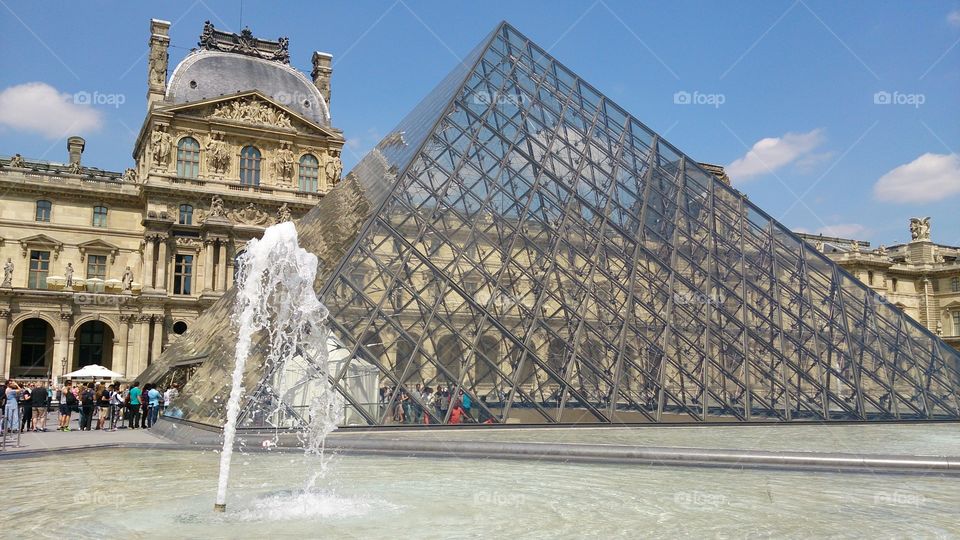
143 22 960 427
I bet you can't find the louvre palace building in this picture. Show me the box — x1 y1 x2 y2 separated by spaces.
2 21 959 427
0 20 345 380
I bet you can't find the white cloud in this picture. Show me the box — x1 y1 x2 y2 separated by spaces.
873 153 960 203
726 129 825 182
948 9 960 27
0 82 101 139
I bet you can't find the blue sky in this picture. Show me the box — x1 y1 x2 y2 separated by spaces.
1 0 958 246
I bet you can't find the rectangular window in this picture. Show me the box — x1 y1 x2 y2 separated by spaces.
92 206 108 227
954 312 960 337
28 250 50 289
952 277 959 293
36 200 51 222
173 254 193 295
86 254 107 280
891 278 898 292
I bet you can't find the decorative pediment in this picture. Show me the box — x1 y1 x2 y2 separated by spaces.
78 239 121 264
161 92 336 138
19 234 63 259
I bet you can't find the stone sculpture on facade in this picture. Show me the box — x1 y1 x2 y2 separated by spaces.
909 217 931 241
277 203 292 223
2 258 13 287
205 133 231 174
8 154 25 168
850 240 860 254
122 266 135 292
209 194 226 218
211 98 292 129
275 142 295 182
151 125 173 167
814 238 824 252
149 43 168 86
65 262 74 287
228 202 272 226
121 167 138 183
876 244 887 256
67 161 83 175
323 150 343 185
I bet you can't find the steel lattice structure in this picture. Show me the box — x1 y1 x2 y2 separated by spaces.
144 22 960 427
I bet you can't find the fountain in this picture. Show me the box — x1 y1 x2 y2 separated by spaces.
214 221 342 512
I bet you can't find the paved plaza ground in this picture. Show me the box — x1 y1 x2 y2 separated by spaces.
0 410 174 457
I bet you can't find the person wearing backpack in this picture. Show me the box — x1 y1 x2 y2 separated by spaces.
60 383 78 431
79 382 95 431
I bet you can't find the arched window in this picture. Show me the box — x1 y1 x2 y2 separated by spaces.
298 154 319 192
179 204 194 225
239 146 261 186
92 205 108 227
35 200 51 222
176 137 201 178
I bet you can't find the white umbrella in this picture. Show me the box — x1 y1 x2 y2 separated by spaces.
63 364 123 379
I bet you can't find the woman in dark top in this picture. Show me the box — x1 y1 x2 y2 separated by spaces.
96 384 110 430
19 387 32 432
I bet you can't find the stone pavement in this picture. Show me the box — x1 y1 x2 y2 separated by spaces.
0 410 175 457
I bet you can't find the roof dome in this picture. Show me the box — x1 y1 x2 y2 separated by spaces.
166 50 330 126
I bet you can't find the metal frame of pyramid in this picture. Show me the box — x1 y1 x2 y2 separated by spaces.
144 22 960 427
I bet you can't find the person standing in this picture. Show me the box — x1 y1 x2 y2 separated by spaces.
19 386 32 433
4 380 21 433
96 384 110 430
163 383 179 413
140 384 152 428
79 383 95 431
109 384 123 430
31 383 49 431
127 382 142 429
59 383 76 431
146 384 161 427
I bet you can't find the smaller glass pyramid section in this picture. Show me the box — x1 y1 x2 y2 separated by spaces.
143 22 960 427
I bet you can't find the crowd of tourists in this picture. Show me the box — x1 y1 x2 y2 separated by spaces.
381 383 489 424
1 379 180 434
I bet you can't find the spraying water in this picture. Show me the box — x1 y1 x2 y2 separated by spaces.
214 222 342 512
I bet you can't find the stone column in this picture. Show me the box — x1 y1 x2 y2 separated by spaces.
118 314 132 378
150 314 164 365
203 239 215 292
136 315 151 377
58 312 72 377
218 240 228 291
156 235 168 293
147 19 171 109
0 309 9 380
142 235 156 289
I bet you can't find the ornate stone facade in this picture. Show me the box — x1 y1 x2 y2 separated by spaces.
798 218 960 353
0 19 344 381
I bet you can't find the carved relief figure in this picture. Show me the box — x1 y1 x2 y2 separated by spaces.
65 262 74 287
814 239 824 252
121 167 138 183
149 45 168 86
67 161 83 174
209 194 226 217
275 142 295 182
228 202 272 226
323 150 343 185
2 258 13 287
122 266 135 291
850 240 860 254
876 244 887 256
206 133 230 174
909 217 931 241
277 203 292 223
151 125 173 166
210 98 292 128
8 154 25 168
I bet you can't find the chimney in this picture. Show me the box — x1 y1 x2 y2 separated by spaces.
67 136 85 165
147 19 171 109
311 51 333 111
